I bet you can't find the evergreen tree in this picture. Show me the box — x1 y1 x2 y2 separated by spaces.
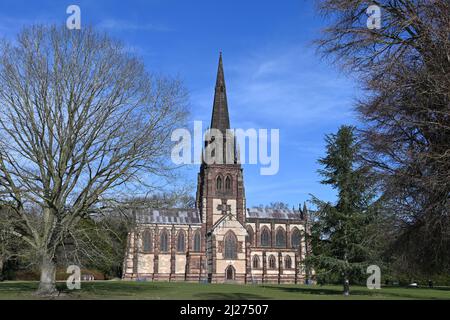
308 126 378 295
316 0 450 278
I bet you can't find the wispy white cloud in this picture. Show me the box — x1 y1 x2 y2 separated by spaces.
226 46 358 129
190 45 358 131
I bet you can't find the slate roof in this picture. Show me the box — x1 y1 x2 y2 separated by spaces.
133 207 305 225
134 208 201 225
246 207 304 221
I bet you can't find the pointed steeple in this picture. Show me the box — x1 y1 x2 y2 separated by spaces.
299 203 304 220
302 202 308 221
210 52 230 134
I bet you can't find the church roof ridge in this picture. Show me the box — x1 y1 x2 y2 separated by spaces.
246 207 305 221
134 207 201 225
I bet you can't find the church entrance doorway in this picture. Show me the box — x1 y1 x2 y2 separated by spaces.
225 265 235 281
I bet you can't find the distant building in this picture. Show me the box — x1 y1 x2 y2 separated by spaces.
122 54 310 284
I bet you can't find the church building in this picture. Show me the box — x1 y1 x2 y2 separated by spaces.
122 54 310 284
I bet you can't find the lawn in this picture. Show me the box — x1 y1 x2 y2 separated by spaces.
0 281 449 300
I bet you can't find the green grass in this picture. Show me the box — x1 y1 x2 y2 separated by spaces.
0 281 449 300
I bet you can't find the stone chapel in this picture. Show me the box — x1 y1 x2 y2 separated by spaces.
122 54 310 284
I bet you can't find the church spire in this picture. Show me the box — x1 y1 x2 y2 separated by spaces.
210 52 230 133
302 202 308 221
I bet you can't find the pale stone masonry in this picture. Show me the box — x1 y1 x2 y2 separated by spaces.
122 54 310 284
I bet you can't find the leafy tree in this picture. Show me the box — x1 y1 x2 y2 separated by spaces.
308 126 379 295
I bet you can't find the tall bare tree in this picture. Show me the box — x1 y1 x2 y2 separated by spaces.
315 0 449 274
0 25 188 295
0 206 16 279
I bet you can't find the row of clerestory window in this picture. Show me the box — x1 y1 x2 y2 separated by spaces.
246 226 302 248
141 229 201 253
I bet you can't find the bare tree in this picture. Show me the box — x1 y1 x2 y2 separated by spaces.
0 206 16 278
122 187 197 209
315 0 449 273
267 202 291 210
0 25 188 295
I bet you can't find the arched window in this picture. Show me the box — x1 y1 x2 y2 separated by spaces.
291 228 301 248
260 227 270 247
268 255 276 269
193 230 201 252
177 230 186 252
285 255 292 269
224 231 237 259
216 176 222 191
142 230 152 253
252 255 260 269
225 176 232 190
276 227 286 248
160 230 169 253
246 225 254 246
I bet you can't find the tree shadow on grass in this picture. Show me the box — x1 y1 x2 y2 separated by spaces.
262 285 387 298
432 287 450 292
59 281 170 298
261 286 343 296
193 292 268 300
262 286 450 299
0 282 38 293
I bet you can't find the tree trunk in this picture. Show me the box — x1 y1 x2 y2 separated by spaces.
37 253 58 296
0 257 4 281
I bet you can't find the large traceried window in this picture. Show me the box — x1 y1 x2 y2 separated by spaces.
268 255 277 269
275 227 286 248
291 228 301 248
224 231 237 259
177 231 186 252
142 230 152 253
160 230 169 253
260 228 271 247
193 230 201 252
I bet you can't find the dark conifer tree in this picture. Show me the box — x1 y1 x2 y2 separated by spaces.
308 126 379 295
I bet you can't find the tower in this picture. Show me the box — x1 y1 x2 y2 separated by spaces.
196 53 246 230
196 53 247 282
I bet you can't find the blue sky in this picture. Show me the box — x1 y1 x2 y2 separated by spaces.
0 0 361 207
